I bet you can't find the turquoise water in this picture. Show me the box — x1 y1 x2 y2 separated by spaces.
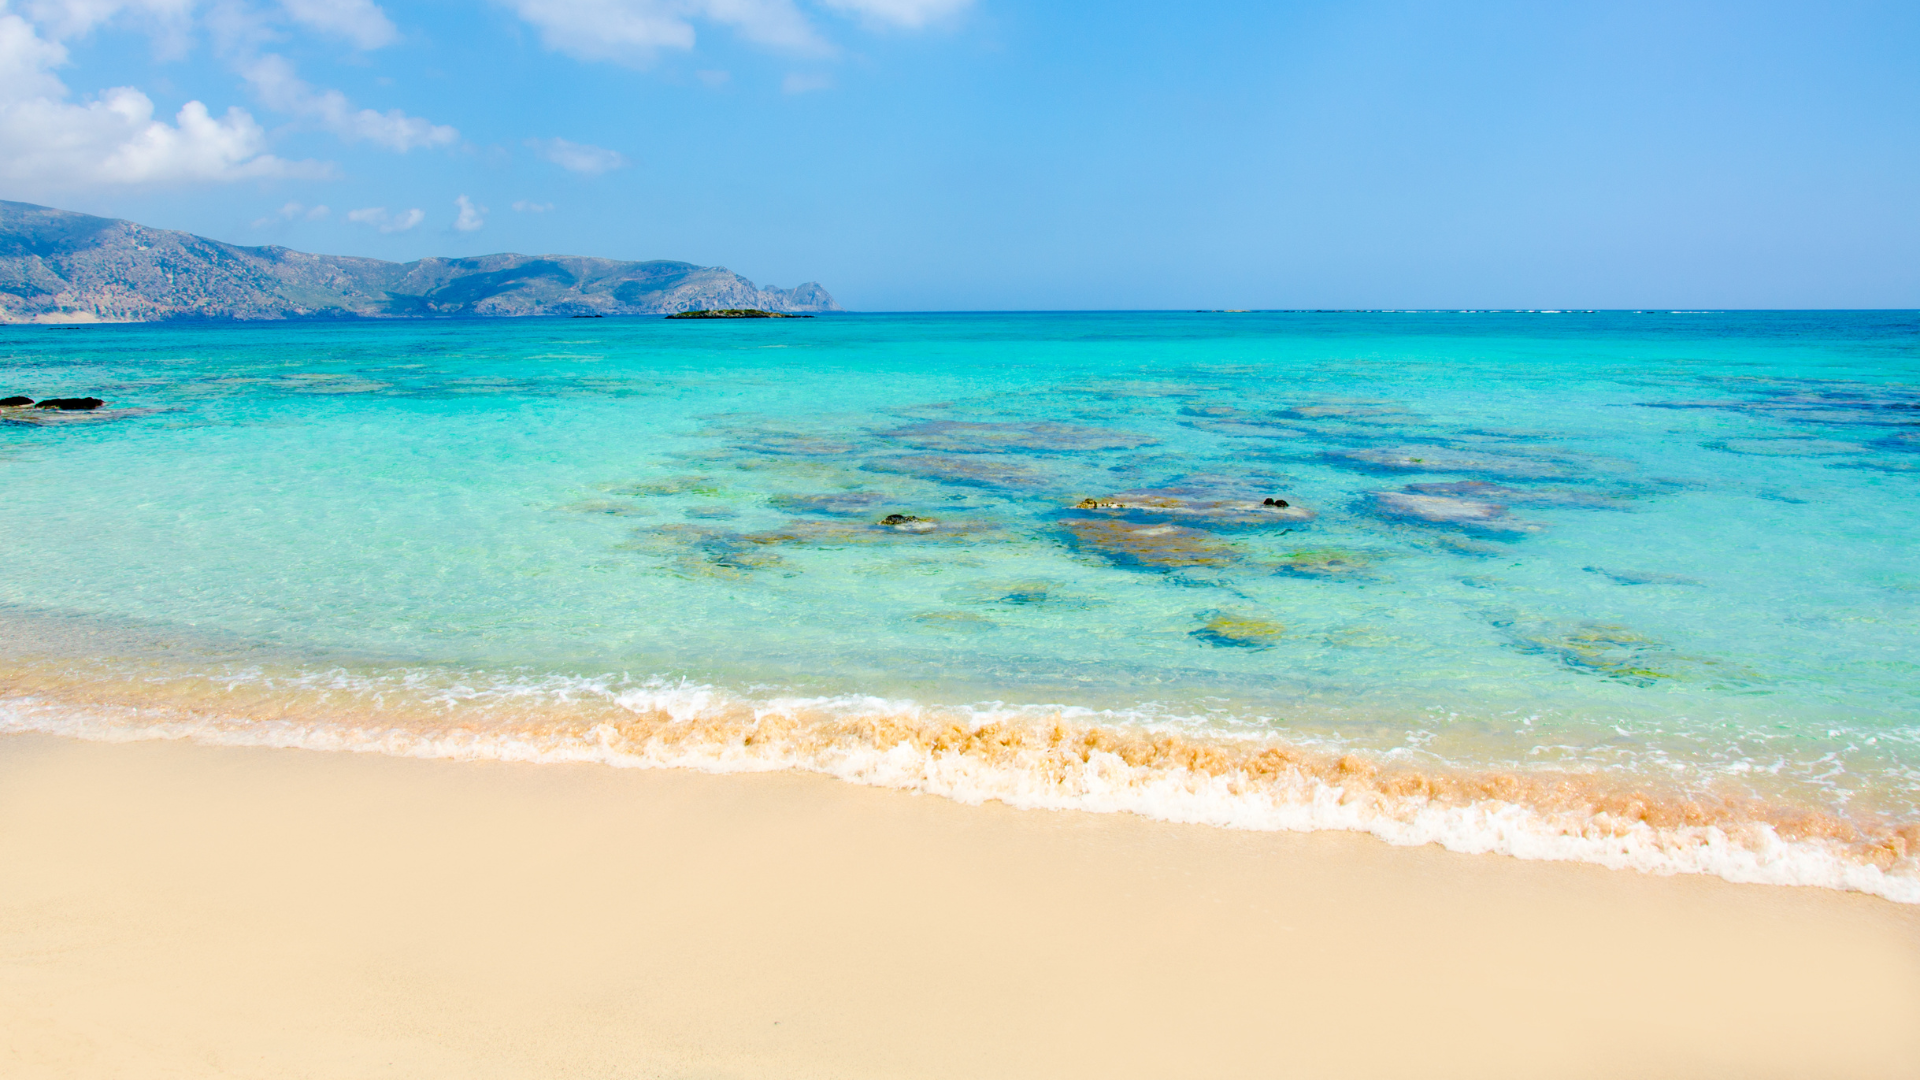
3 312 1917 897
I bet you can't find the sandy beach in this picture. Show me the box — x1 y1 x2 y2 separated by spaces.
1 733 1915 1078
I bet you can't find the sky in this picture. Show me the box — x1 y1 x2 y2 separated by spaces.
1 0 1916 310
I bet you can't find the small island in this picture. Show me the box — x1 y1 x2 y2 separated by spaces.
666 309 815 319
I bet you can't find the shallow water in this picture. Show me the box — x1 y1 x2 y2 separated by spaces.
3 311 1917 898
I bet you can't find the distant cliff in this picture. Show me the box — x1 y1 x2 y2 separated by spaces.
0 201 840 322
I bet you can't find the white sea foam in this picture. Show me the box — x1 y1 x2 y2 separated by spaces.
3 672 1914 905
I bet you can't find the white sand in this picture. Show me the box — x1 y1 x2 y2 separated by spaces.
2 733 1916 1078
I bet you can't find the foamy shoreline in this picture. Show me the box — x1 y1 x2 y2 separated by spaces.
3 732 1917 1078
4 663 1915 903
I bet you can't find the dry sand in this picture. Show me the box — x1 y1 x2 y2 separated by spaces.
2 733 1916 1079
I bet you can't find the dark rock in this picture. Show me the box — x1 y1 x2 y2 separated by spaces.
0 396 31 406
1071 487 1313 526
33 397 104 410
666 309 812 319
879 513 936 533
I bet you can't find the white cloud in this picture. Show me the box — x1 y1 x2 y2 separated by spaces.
240 52 456 151
453 193 484 231
0 8 324 184
512 199 553 212
276 0 396 50
528 136 626 175
347 205 422 232
275 200 328 219
0 8 68 99
781 71 830 94
23 0 196 43
502 0 827 63
819 0 968 29
694 68 729 87
253 199 327 226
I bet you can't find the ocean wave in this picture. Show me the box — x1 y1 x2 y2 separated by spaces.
1 661 1914 904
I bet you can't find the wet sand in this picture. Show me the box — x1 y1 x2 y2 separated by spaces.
2 733 1916 1079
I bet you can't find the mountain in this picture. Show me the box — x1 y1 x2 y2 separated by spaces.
0 201 840 322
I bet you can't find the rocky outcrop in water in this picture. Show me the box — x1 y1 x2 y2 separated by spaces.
0 201 840 322
1072 487 1315 525
665 309 813 319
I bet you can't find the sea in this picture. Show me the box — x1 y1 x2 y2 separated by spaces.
3 311 1916 901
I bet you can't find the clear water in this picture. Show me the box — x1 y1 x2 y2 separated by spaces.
3 312 1917 897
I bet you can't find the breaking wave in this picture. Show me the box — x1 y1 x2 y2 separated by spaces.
1 657 1914 904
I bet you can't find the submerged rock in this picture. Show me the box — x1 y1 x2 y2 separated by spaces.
1328 445 1566 478
557 499 653 516
33 397 104 410
1712 438 1864 457
607 476 722 497
738 434 862 457
1585 566 1705 587
1058 518 1237 569
1401 480 1616 507
882 420 1156 452
0 396 31 406
1271 548 1379 578
1058 380 1210 400
947 579 1065 606
1071 486 1315 526
1270 399 1413 422
1639 386 1920 428
767 491 890 516
1178 417 1314 439
739 516 991 547
1190 611 1285 649
1500 620 1685 686
865 454 1050 489
908 611 995 632
619 524 787 580
1367 491 1540 533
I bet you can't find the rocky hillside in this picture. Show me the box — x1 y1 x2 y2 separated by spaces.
0 201 840 322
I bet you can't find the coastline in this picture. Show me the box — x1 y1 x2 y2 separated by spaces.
2 643 1916 903
3 732 1917 1078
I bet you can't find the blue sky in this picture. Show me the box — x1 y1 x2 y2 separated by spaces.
2 0 1915 309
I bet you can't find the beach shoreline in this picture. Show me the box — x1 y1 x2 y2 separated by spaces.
3 732 1916 1078
4 635 1915 904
